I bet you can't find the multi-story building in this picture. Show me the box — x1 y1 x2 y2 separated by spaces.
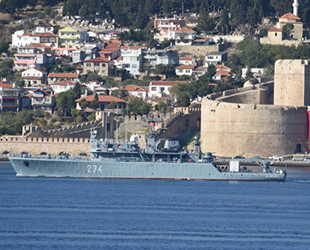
28 88 55 114
205 51 228 66
12 30 58 47
118 46 146 76
0 82 20 113
168 27 197 45
21 68 47 87
35 23 54 33
48 73 80 84
154 18 186 41
58 27 89 48
143 50 179 69
149 81 179 97
14 43 54 70
72 43 103 64
83 57 114 76
12 30 39 47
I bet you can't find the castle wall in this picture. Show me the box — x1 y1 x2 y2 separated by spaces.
0 136 90 155
201 99 308 157
274 60 310 106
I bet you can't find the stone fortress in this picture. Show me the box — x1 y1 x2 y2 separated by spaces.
201 59 310 158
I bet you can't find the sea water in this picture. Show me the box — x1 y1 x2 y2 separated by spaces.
0 163 310 250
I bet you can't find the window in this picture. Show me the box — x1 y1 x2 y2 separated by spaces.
101 70 106 73
185 70 190 73
94 63 99 66
160 87 165 92
275 33 277 36
151 87 156 91
178 69 182 73
86 63 91 67
101 63 106 67
132 64 137 68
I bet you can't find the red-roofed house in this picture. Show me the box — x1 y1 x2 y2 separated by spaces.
28 88 55 114
193 66 207 79
99 48 120 60
175 65 196 76
48 73 80 84
0 82 20 113
193 37 214 45
179 57 196 65
75 95 127 111
154 18 186 41
168 27 197 45
83 57 114 76
50 81 86 94
149 81 185 97
214 70 235 81
124 85 148 100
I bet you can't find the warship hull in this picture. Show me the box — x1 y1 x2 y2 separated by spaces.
9 157 286 181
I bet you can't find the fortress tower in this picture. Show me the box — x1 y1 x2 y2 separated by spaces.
274 60 310 106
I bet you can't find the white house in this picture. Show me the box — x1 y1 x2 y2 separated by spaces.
168 27 196 45
119 46 146 75
21 68 47 87
149 81 180 97
193 66 207 79
175 65 196 76
241 67 265 79
35 23 54 33
12 30 39 47
205 51 228 66
179 57 196 65
124 85 148 100
143 49 179 69
50 81 86 94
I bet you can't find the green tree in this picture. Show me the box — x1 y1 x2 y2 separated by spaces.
154 64 176 78
56 90 77 116
89 93 99 109
108 100 117 109
282 23 294 39
87 113 96 121
0 41 9 53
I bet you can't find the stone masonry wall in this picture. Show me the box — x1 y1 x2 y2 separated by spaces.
201 99 308 157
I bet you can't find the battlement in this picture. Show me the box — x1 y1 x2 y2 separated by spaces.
0 136 89 143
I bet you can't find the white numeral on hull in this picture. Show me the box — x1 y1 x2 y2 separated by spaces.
87 165 103 174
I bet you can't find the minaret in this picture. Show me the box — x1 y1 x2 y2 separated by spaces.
293 0 299 17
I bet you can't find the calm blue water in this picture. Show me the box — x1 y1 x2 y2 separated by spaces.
1 163 310 250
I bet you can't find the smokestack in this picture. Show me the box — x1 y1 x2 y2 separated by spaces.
293 0 299 16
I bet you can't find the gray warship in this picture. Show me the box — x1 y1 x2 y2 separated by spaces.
9 118 286 181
